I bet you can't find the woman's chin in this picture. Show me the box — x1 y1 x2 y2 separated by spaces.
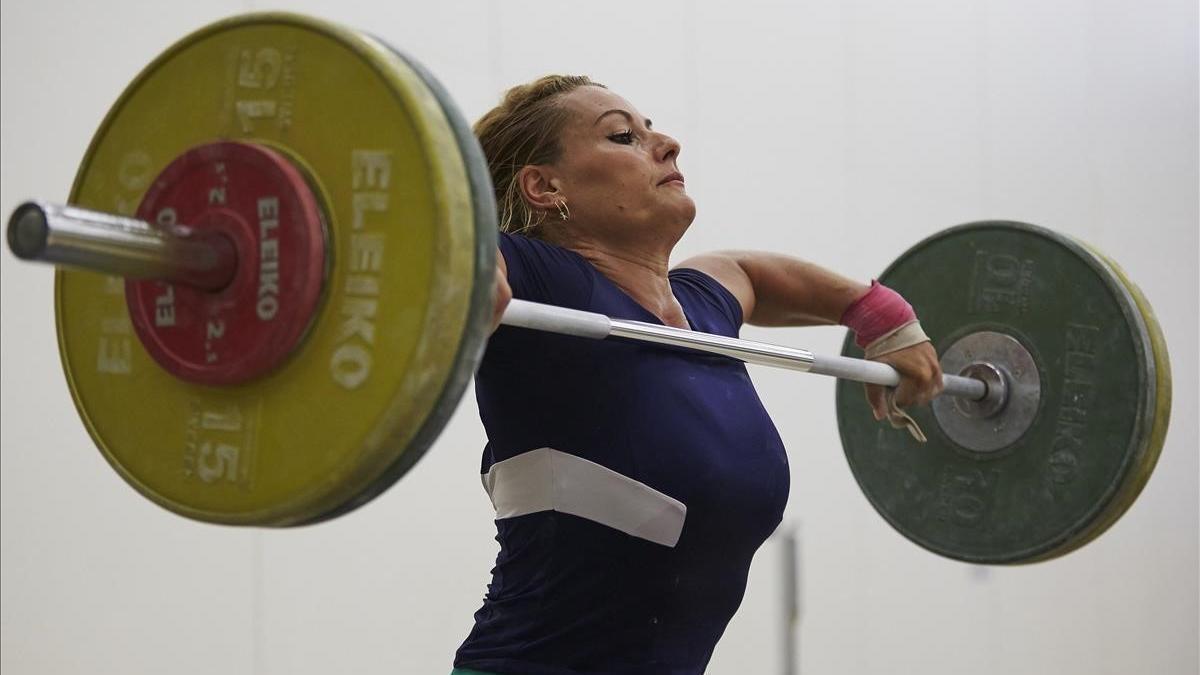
671 200 698 230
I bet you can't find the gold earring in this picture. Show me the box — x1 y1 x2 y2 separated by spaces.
555 200 570 221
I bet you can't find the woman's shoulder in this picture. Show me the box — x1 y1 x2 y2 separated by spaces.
669 265 745 335
498 231 597 309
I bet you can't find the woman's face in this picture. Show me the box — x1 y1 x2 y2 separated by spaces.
531 86 696 250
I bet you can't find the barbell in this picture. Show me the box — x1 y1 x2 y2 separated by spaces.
4 12 1171 564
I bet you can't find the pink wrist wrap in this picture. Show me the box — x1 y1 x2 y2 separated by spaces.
840 280 916 348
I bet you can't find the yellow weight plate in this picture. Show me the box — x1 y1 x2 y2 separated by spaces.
1030 244 1172 560
58 13 475 525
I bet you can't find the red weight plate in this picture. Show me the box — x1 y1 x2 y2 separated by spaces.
126 141 326 385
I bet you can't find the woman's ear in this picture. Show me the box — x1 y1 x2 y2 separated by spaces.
516 165 563 212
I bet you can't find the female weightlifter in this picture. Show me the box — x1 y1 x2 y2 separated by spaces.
453 75 943 675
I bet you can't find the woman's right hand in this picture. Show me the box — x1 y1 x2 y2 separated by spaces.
491 249 512 333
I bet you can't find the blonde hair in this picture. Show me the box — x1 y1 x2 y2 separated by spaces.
474 75 605 237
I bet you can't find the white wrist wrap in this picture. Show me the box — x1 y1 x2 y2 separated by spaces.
864 320 930 360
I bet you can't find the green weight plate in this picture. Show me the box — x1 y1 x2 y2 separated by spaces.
58 13 481 526
1030 247 1171 560
835 221 1159 564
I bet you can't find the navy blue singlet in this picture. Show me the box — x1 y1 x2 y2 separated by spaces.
454 233 789 675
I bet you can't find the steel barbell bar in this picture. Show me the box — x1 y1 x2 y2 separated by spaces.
7 200 992 403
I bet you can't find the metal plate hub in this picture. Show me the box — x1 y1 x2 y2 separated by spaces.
932 331 1041 453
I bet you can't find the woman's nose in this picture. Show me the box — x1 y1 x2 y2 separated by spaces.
655 133 681 163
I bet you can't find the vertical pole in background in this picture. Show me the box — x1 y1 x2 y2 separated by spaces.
779 523 800 675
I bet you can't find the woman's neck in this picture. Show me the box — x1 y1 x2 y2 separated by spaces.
567 240 689 329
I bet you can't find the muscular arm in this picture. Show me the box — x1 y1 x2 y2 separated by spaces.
676 251 943 413
675 251 869 327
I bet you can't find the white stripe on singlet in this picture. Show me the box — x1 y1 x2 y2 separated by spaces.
481 448 687 548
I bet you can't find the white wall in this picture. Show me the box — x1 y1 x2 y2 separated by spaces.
1 1 1195 674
